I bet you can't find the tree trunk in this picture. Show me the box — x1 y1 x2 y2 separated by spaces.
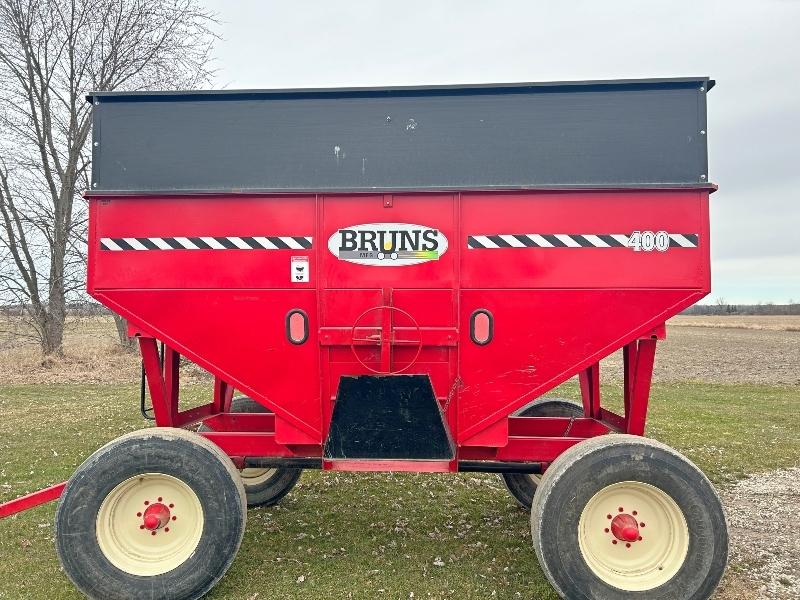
40 311 65 357
112 313 137 350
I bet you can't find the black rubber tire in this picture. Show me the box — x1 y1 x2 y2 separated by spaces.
501 399 584 509
54 428 247 600
199 396 302 508
530 434 728 600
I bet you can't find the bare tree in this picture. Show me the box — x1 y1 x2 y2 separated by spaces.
0 0 217 355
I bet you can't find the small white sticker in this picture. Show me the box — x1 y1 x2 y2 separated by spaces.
291 256 309 282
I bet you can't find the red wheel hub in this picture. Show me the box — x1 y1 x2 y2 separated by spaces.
142 503 171 531
610 513 640 542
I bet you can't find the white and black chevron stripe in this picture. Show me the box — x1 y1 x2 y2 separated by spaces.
466 233 699 249
100 236 312 251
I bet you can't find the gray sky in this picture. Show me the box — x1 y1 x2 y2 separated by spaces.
205 0 799 304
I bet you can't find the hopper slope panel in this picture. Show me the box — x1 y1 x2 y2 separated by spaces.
458 288 703 443
95 289 322 441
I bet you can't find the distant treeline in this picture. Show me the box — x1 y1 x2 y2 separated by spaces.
3 301 800 318
1 302 110 317
683 302 800 316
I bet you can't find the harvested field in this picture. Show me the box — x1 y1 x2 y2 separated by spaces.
670 315 800 332
600 319 800 386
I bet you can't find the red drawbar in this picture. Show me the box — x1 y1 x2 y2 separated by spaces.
0 482 66 518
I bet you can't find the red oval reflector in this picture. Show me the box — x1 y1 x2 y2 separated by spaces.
286 310 308 344
471 310 493 345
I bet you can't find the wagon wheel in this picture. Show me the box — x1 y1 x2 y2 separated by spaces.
199 396 301 507
350 305 422 374
55 428 246 600
530 435 728 599
501 399 584 509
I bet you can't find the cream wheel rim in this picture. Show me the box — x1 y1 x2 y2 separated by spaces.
578 481 689 591
240 467 276 487
96 473 204 576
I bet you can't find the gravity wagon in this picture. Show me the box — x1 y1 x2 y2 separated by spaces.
0 77 728 599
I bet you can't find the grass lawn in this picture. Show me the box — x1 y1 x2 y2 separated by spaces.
0 381 797 599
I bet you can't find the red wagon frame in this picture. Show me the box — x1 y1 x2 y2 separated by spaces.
0 77 729 600
0 325 661 519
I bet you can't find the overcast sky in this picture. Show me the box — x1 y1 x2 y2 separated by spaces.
204 0 799 304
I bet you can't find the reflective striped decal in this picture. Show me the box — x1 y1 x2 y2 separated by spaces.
467 233 698 249
100 236 312 251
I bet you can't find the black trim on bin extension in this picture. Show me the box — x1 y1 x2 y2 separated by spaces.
458 461 543 474
285 309 309 345
470 309 494 345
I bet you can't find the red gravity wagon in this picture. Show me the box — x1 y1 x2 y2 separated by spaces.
1 77 728 599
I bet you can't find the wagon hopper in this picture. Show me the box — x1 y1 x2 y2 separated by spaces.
1 77 727 600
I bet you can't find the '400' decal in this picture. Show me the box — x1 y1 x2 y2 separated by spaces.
629 230 670 252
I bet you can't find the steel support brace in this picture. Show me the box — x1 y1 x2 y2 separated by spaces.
139 337 217 428
624 338 656 435
579 362 601 418
213 377 234 413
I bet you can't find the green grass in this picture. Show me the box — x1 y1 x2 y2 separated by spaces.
0 382 797 599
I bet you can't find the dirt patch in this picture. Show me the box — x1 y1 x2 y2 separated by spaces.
599 324 800 385
719 468 800 600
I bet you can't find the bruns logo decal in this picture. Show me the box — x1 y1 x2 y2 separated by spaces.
328 223 448 266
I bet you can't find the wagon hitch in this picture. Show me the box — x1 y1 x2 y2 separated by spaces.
0 482 66 519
